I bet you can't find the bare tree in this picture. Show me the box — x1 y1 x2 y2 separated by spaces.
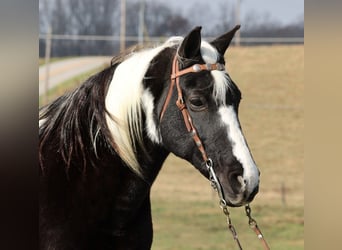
125 1 191 37
39 0 303 57
242 10 303 40
67 0 119 55
144 2 190 37
40 0 120 56
209 1 235 36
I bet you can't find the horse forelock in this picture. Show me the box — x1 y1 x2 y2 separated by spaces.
200 41 237 106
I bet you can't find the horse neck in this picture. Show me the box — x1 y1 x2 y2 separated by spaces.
127 47 176 184
139 143 170 184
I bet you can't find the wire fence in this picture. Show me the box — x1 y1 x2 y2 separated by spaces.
39 33 304 58
39 33 304 109
39 33 303 44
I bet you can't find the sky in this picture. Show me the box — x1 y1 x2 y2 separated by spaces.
145 0 304 26
241 0 304 24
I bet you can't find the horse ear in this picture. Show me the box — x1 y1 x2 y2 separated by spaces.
210 25 241 55
178 26 202 59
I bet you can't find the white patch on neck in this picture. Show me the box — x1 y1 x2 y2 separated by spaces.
219 106 260 193
141 89 162 144
105 40 176 176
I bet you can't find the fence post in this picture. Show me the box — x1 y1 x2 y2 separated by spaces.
120 0 126 52
138 0 145 45
281 182 287 206
235 0 241 46
44 27 52 104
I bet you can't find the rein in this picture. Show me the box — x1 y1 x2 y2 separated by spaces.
160 55 270 250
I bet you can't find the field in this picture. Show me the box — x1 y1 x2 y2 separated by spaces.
40 45 304 249
39 67 102 107
150 45 304 249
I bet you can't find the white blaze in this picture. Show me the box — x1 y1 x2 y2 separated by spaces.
219 106 259 193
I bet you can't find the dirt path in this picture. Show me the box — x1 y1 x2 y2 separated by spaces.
39 56 111 96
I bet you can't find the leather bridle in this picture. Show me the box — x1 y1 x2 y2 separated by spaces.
158 54 270 250
159 54 228 208
160 55 225 163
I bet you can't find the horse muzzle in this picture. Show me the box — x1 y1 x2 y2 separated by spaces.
218 164 260 207
205 158 260 207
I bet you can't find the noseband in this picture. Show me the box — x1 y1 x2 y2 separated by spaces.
159 54 270 250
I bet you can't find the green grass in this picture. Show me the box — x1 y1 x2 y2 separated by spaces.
151 200 303 250
39 66 104 107
39 57 73 66
151 154 304 250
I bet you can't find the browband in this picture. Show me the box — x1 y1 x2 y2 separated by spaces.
159 55 226 163
160 55 225 121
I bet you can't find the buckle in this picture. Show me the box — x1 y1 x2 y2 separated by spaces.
217 63 225 71
192 64 201 72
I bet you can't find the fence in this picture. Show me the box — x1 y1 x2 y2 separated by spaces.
39 33 304 57
39 34 304 43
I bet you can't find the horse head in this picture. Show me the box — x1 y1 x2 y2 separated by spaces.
39 25 264 249
158 26 260 207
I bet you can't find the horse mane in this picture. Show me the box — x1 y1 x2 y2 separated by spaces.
103 37 184 178
38 36 237 179
39 65 117 175
39 38 182 178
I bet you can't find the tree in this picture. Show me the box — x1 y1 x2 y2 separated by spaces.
39 0 303 57
39 0 120 56
144 2 190 37
209 1 235 37
242 10 304 42
125 2 190 37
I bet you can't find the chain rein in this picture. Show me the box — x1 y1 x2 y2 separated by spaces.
161 55 270 249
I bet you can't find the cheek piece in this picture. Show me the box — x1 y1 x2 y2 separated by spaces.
159 54 270 250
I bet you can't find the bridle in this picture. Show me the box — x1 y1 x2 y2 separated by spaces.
159 54 270 250
160 55 225 162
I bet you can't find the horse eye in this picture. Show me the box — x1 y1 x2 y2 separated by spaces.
190 98 203 106
189 97 206 111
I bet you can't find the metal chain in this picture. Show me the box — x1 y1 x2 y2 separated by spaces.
220 199 243 250
206 159 270 250
245 204 271 250
206 159 243 250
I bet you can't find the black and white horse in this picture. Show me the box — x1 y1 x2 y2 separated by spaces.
39 25 260 250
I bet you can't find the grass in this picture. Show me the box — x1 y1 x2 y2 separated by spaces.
151 199 303 250
39 57 73 66
40 45 304 249
228 46 304 207
151 45 304 249
39 66 104 107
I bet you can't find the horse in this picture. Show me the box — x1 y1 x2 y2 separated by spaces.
39 25 260 250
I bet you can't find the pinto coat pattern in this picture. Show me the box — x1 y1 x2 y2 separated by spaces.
39 26 259 250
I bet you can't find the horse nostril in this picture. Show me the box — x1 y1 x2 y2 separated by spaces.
247 185 259 202
228 168 244 194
